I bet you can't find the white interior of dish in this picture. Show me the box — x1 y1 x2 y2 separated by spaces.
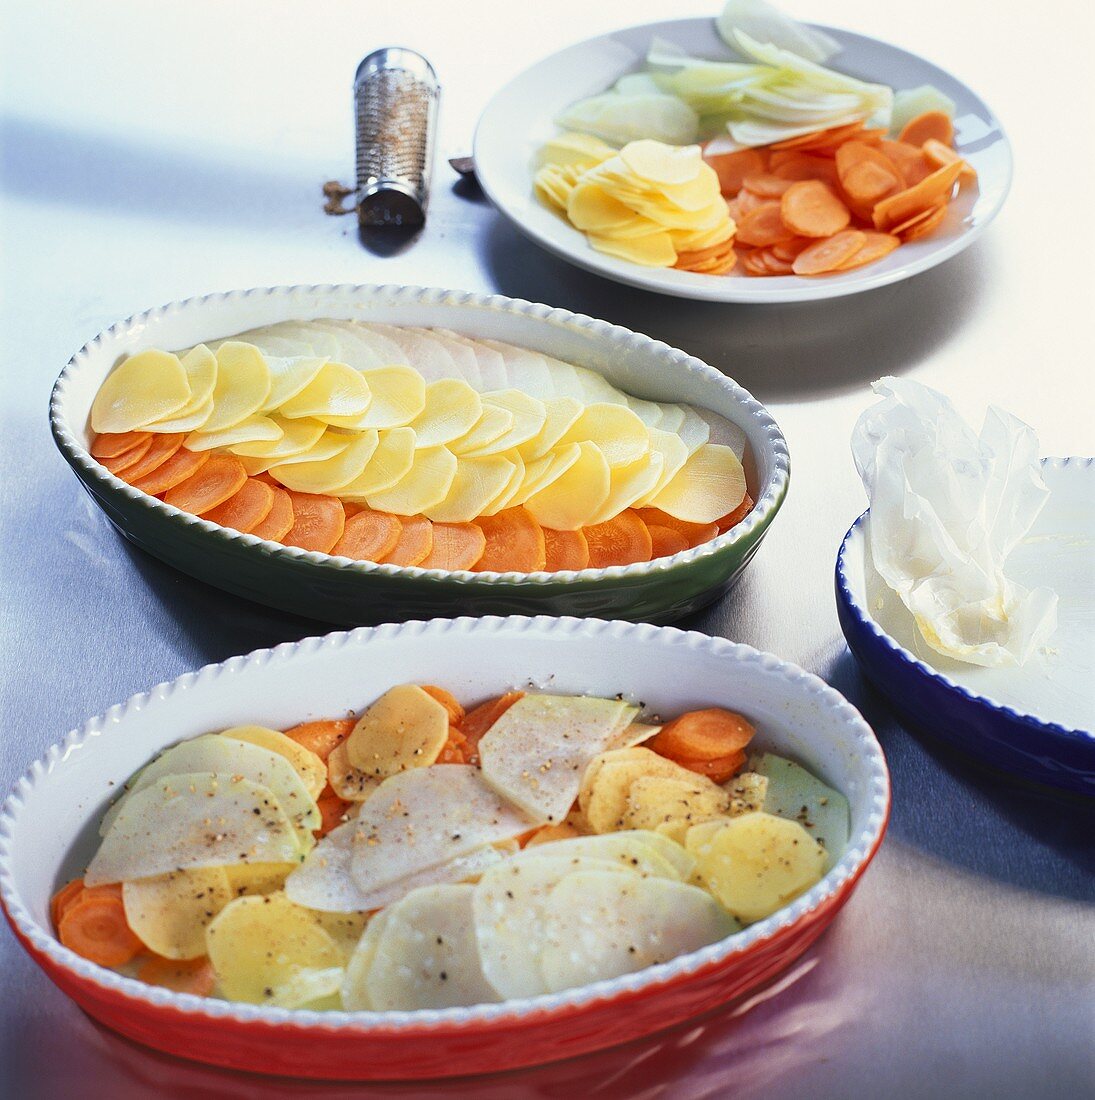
2 618 888 1027
842 458 1094 733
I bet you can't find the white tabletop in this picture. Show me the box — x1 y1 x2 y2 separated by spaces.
1 1 1093 1096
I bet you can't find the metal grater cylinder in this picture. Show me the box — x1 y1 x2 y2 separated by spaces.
354 47 439 227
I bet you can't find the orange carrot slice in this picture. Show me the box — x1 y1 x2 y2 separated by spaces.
792 230 867 275
735 188 768 216
872 161 962 231
99 436 154 475
703 147 766 195
741 172 795 198
834 230 901 270
115 433 185 484
163 453 248 516
879 140 934 187
419 522 487 571
899 110 954 148
281 492 345 553
780 180 851 238
649 707 756 761
137 955 217 996
58 894 144 967
646 523 688 560
897 202 948 242
202 478 275 535
543 528 590 571
381 514 433 567
474 507 546 573
771 153 839 187
835 142 903 206
771 238 812 263
735 201 796 248
250 486 295 542
130 447 210 496
757 249 795 275
740 249 773 277
90 432 151 459
420 686 465 725
460 691 525 761
635 508 718 547
51 879 86 930
436 723 472 765
922 138 977 185
331 508 402 562
583 510 652 569
674 751 746 784
284 718 354 761
315 792 350 838
717 493 754 531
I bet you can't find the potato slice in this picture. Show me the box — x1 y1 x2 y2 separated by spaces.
460 391 547 456
516 397 584 461
205 891 343 1005
540 871 736 993
238 426 349 474
86 772 303 886
202 342 273 433
586 450 665 525
313 911 370 961
676 407 711 454
326 742 382 803
146 345 218 432
91 349 192 433
349 766 532 894
222 725 326 801
185 415 283 452
341 910 393 1010
223 862 296 898
268 431 379 494
122 867 233 959
278 361 372 421
557 403 651 467
345 684 450 777
726 771 768 818
476 453 526 517
480 694 638 824
622 773 730 830
329 366 425 429
450 404 515 455
360 884 500 1010
366 445 457 515
686 812 827 924
473 855 635 999
508 444 582 506
422 455 517 523
408 378 483 447
635 428 690 505
261 355 328 412
269 966 345 1009
512 830 689 880
151 395 214 434
336 427 416 500
650 443 747 524
228 416 328 459
524 441 611 530
580 748 709 834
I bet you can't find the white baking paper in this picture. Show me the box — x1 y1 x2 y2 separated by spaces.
851 377 1058 667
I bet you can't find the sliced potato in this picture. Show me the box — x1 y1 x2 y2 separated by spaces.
91 349 192 434
123 867 233 959
366 445 457 515
508 444 582 506
268 430 379 494
524 441 611 530
635 428 690 505
223 862 296 898
341 910 392 1010
205 891 343 1004
269 966 345 1009
326 742 382 803
261 355 328 412
409 378 483 447
229 415 327 460
147 345 218 432
222 725 327 801
422 455 517 523
586 450 665 525
580 747 708 834
202 342 273 433
726 771 768 818
278 360 372 421
314 910 370 961
449 404 515 455
336 427 416 500
557 403 651 467
185 415 283 452
345 684 450 777
650 443 747 524
324 366 425 429
477 453 527 516
516 397 583 461
513 830 688 880
237 426 350 475
622 774 731 835
461 391 547 456
686 812 827 924
675 406 711 454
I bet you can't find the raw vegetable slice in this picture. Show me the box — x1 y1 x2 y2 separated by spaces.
137 956 217 996
129 446 210 495
337 428 416 499
473 855 635 999
450 404 515 455
239 428 349 475
473 506 547 572
85 773 303 886
509 446 580 506
556 92 699 146
327 366 425 429
250 487 294 542
361 884 500 1010
621 774 731 836
341 910 391 1010
366 446 457 515
269 966 344 1009
419 522 486 571
297 320 390 371
148 346 218 432
476 453 526 516
422 455 517 523
587 452 665 525
202 343 272 433
872 160 962 231
269 431 380 493
890 85 956 134
348 766 532 893
282 492 345 553
480 339 557 398
543 527 589 571
751 752 849 867
345 684 450 777
513 830 688 880
260 355 328 412
898 110 954 148
185 415 283 452
163 453 248 516
408 378 483 447
91 349 192 434
536 131 618 170
331 508 402 562
792 228 867 274
462 391 547 456
326 742 382 802
381 514 434 567
433 329 508 389
834 230 900 271
277 360 371 423
229 415 328 459
114 432 184 483
686 812 826 922
199 861 296 900
223 725 327 801
479 694 638 824
584 510 653 568
780 179 851 237
205 891 343 1004
202 478 275 535
540 872 736 992
650 444 746 524
717 0 840 64
524 441 611 530
122 867 233 959
408 328 484 390
89 431 151 459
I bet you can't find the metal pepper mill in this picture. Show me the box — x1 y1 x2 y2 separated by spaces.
354 47 439 227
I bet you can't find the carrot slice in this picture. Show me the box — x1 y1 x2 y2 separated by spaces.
735 201 796 248
583 510 652 569
130 447 210 496
717 493 754 531
99 436 153 475
878 140 933 187
90 431 151 459
420 685 465 724
315 792 350 838
897 202 948 242
331 508 402 562
922 138 977 185
418 522 487 571
757 248 795 275
163 453 248 516
115 433 185 484
51 879 86 930
703 147 766 195
460 691 525 762
381 514 433 567
58 894 144 967
899 110 954 148
771 239 812 263
674 751 747 784
284 718 354 761
436 723 471 765
734 188 768 217
740 249 773 277
792 230 867 275
835 230 901 270
473 507 546 573
780 180 851 238
771 153 839 186
543 527 590 571
281 492 345 553
646 523 689 560
250 486 295 542
740 172 794 198
835 142 903 206
138 955 217 996
634 508 718 547
872 160 962 231
649 708 756 762
202 478 275 535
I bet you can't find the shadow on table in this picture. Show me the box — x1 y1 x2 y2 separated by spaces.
828 650 1095 904
478 215 992 405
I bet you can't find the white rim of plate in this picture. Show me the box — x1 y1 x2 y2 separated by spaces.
51 284 790 584
473 20 1013 304
0 615 890 1033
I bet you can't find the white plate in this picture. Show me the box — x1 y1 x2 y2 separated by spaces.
474 18 1012 304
